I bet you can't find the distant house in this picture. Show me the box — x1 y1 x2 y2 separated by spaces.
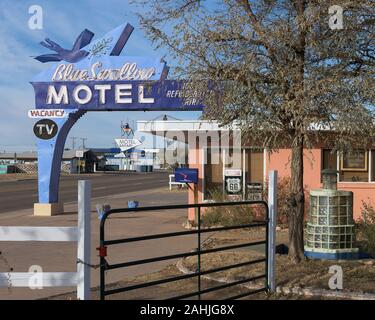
0 149 98 174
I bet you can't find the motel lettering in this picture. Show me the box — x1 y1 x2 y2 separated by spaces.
46 83 155 105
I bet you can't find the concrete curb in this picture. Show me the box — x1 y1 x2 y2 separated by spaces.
276 286 375 300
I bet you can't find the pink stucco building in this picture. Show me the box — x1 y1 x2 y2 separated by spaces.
138 120 375 222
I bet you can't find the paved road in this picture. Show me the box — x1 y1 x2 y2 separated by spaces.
0 171 171 213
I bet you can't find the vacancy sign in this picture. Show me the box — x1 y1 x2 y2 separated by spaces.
115 138 142 151
28 109 67 118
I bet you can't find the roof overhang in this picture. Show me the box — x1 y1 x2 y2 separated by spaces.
137 120 238 132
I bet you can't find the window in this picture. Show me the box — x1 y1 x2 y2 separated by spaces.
341 150 368 171
322 149 374 183
339 150 369 182
245 149 264 183
203 147 223 200
322 149 338 182
322 149 337 170
244 149 264 200
203 148 265 200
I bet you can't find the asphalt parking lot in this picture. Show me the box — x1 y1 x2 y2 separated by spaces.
0 179 192 300
0 171 171 214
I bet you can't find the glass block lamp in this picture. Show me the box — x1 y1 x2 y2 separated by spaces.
304 171 359 259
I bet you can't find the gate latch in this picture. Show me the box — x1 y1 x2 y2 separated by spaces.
96 246 107 258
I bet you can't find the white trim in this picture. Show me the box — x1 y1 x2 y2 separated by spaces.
222 148 226 195
338 182 375 184
263 149 267 184
0 227 78 242
0 272 77 287
369 149 372 183
242 149 246 200
201 149 205 202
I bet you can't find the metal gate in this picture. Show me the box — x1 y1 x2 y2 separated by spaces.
98 199 275 300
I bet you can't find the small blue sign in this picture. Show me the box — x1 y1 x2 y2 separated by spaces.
174 168 198 184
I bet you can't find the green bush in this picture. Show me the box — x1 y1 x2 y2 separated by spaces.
356 201 375 256
201 189 254 227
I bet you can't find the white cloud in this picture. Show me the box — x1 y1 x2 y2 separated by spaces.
0 0 200 152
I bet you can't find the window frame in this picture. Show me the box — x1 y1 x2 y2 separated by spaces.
340 150 368 172
322 148 375 184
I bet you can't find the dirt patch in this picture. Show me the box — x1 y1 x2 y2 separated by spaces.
48 228 375 300
48 264 269 300
182 250 375 294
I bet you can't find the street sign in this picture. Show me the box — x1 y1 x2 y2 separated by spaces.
224 169 242 195
224 169 242 177
33 119 58 140
28 109 67 118
114 138 142 151
174 168 198 184
225 177 242 194
76 150 84 158
30 21 207 209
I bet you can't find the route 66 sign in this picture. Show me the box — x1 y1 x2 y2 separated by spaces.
225 177 242 194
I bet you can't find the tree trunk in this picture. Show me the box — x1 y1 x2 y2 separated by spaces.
288 136 305 263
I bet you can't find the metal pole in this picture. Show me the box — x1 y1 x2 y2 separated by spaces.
267 170 277 292
99 216 106 300
77 180 91 300
197 205 201 300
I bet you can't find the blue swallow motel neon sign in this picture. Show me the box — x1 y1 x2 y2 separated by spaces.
30 22 205 214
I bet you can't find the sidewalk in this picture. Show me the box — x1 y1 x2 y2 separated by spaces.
0 186 192 300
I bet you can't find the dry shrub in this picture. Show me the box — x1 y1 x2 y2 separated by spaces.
356 201 375 257
262 176 310 226
202 189 254 227
202 178 311 227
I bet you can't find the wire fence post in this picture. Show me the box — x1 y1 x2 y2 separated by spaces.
77 180 91 300
267 170 277 292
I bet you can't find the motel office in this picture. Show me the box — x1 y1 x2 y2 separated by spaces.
138 120 375 222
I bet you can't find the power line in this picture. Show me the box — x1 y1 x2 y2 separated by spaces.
70 137 78 150
80 138 87 149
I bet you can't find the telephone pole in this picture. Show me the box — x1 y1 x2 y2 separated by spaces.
71 137 78 150
80 138 87 150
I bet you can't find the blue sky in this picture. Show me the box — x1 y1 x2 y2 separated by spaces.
0 0 201 152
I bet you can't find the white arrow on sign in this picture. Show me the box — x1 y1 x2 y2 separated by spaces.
114 138 142 151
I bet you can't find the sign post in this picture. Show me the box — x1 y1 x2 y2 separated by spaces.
267 170 277 292
174 168 199 223
30 21 206 216
224 169 243 200
76 150 84 175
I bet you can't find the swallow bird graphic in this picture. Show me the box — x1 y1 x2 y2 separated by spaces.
34 29 94 63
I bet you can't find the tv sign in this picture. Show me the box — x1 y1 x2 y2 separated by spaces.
174 168 198 184
33 119 58 139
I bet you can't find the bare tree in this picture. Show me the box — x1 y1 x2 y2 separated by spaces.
133 0 375 262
